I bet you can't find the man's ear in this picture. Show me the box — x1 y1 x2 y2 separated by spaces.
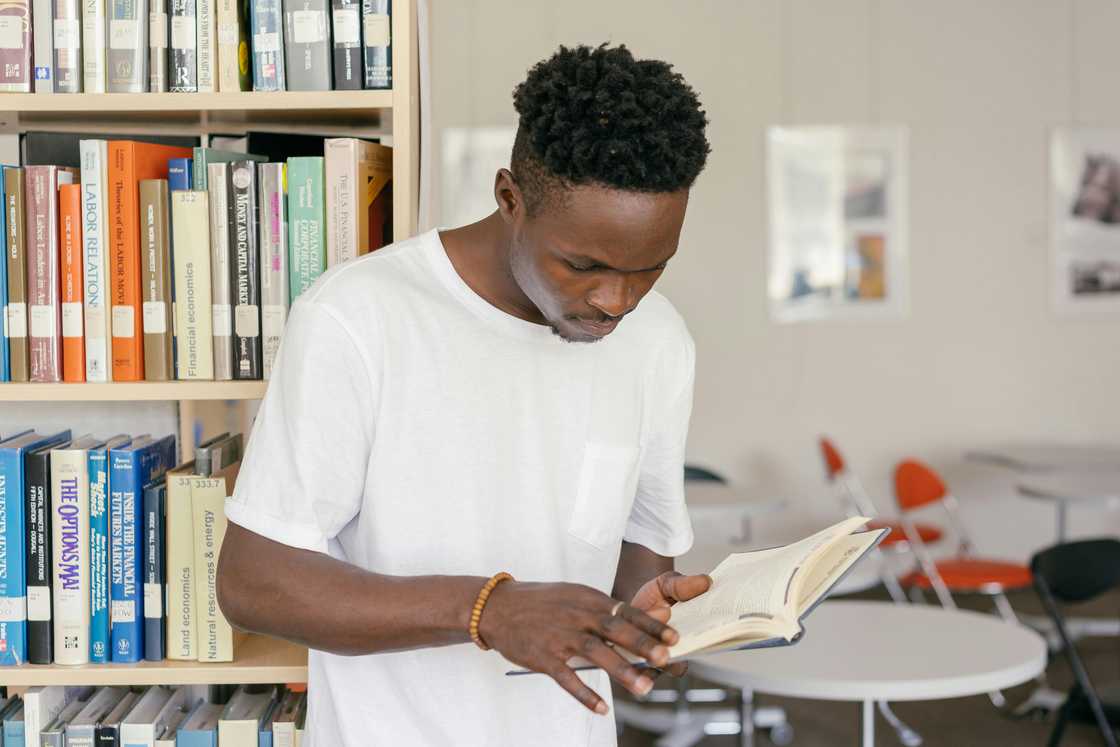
494 168 526 225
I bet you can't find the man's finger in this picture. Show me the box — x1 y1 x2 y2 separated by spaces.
667 661 688 677
550 665 609 715
603 600 679 646
578 634 654 697
659 572 712 603
598 609 671 668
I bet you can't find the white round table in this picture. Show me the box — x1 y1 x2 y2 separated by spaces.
688 601 1047 747
966 443 1120 472
1017 469 1120 542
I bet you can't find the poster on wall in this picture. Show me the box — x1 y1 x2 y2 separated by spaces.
766 126 909 323
1050 127 1120 314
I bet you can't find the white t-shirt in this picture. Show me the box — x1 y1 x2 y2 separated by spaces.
226 229 696 746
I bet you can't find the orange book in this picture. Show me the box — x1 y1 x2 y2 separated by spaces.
108 141 194 381
59 183 85 382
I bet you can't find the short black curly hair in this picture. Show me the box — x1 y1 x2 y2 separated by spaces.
511 43 710 215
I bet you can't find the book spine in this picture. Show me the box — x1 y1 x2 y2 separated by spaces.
191 477 232 662
80 141 112 382
169 0 197 91
143 482 165 661
59 183 85 382
286 157 325 302
360 0 387 89
251 0 284 91
215 0 235 89
324 138 355 266
52 0 83 91
0 0 32 91
82 0 107 91
360 141 392 253
5 167 28 381
172 190 214 379
206 163 232 380
50 448 90 665
87 447 110 663
195 0 213 91
27 166 73 382
149 0 169 91
330 0 359 90
165 472 195 660
229 161 260 379
109 450 143 662
0 449 26 665
25 447 53 664
108 142 144 381
0 169 9 382
107 0 149 92
168 158 192 191
283 0 330 91
258 163 287 380
140 179 173 381
33 0 55 91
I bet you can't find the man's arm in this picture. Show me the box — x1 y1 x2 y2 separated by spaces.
612 540 673 604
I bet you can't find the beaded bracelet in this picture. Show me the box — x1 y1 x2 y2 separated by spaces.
470 571 514 650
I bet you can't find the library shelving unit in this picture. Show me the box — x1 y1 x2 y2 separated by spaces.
0 0 419 687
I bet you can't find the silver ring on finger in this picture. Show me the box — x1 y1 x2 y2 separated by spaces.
610 601 625 617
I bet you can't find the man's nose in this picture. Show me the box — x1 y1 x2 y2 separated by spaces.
587 274 637 318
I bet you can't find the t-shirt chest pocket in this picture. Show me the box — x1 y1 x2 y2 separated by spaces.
568 443 641 551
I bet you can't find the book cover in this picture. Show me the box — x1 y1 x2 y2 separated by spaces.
80 141 112 382
25 131 199 169
96 690 138 746
172 190 214 380
287 156 325 302
168 157 193 191
165 463 196 660
205 164 232 380
65 686 129 747
108 140 193 381
36 693 88 747
191 147 264 191
143 479 166 661
82 0 107 91
195 0 214 91
1 700 23 744
169 0 197 92
216 0 249 91
0 166 8 382
33 0 55 91
150 0 169 91
178 701 221 747
283 0 330 91
191 460 239 662
27 439 70 664
360 0 388 89
108 434 175 663
53 0 83 91
24 686 83 747
107 0 149 91
0 0 32 92
88 434 129 664
120 686 173 746
26 165 78 382
140 179 174 381
59 182 85 382
251 0 284 91
0 430 37 665
324 137 390 266
5 167 28 381
330 0 360 90
258 162 287 379
228 160 260 379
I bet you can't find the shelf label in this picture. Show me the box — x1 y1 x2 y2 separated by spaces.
0 596 25 623
150 11 168 47
112 304 135 338
53 18 80 49
29 304 55 338
62 301 83 337
235 304 259 338
27 586 50 622
85 304 106 339
363 13 389 48
111 599 135 623
212 303 232 337
253 31 280 53
110 19 141 51
144 583 162 619
6 302 26 338
0 16 21 50
292 10 325 44
332 8 359 45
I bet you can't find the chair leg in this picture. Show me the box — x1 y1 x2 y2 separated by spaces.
1047 702 1070 747
992 592 1020 625
876 701 922 746
907 586 926 604
881 572 908 604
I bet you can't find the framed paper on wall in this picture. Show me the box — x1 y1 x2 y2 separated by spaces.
1050 127 1120 315
766 126 909 323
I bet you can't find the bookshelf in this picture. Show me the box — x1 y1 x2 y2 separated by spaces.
0 0 420 687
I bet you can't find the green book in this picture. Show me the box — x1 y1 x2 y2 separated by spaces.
191 148 267 191
288 156 327 303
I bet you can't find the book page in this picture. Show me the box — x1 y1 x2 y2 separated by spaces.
795 529 884 613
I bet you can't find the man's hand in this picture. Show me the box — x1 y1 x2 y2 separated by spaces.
629 571 712 677
478 580 680 715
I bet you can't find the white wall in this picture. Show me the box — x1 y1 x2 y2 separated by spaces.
429 0 1120 559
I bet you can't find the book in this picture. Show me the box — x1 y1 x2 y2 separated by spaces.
283 0 330 91
227 131 321 161
164 463 196 660
121 685 174 746
1 700 24 744
510 517 888 676
330 0 360 90
360 0 388 89
143 478 167 661
26 165 78 382
26 435 74 664
269 690 302 747
251 0 284 91
228 160 261 379
50 435 101 666
107 0 150 91
177 701 221 747
191 147 264 191
150 687 192 745
65 686 129 747
80 141 111 381
195 0 215 92
169 0 196 91
0 165 9 382
4 167 27 381
287 156 325 302
108 140 193 380
156 699 194 747
151 0 169 91
60 182 85 382
96 690 139 746
258 162 287 379
216 0 249 90
218 687 276 747
33 0 54 91
324 137 390 266
40 695 89 747
82 0 107 90
192 458 240 662
0 430 38 664
140 179 174 381
168 157 193 191
23 685 83 746
53 0 83 91
172 190 214 380
0 0 32 92
205 164 232 379
109 435 176 663
25 131 199 168
193 431 238 478
88 434 130 664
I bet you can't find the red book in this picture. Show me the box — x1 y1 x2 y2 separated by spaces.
26 165 78 382
108 141 194 381
60 182 85 382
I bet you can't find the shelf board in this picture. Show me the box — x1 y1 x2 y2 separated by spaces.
0 635 307 686
0 381 268 402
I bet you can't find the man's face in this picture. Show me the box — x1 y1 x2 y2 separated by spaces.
508 185 689 343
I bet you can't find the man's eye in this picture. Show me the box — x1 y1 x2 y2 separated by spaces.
567 261 594 272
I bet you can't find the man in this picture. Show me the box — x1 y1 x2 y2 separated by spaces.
217 43 712 745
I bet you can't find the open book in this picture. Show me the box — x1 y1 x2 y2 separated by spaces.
508 516 886 674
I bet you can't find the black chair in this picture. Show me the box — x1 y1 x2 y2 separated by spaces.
1031 538 1120 747
683 464 727 483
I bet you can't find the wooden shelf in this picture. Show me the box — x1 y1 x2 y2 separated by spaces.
0 636 307 686
0 381 268 402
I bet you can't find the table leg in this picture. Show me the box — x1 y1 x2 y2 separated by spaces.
862 699 874 747
740 689 754 747
1056 501 1068 543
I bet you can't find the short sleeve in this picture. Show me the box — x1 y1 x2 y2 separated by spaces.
225 298 377 553
624 334 696 557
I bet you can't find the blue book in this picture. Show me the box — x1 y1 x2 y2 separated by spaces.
89 434 131 664
0 430 69 666
109 435 175 663
168 158 193 192
143 479 167 661
177 701 221 747
3 700 24 744
0 165 10 382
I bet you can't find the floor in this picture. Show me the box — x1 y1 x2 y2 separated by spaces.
617 586 1119 746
